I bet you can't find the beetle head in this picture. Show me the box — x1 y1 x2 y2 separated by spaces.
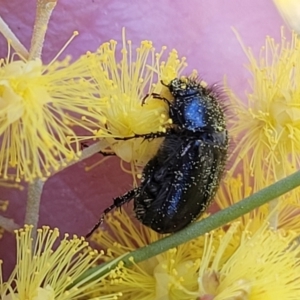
166 78 198 98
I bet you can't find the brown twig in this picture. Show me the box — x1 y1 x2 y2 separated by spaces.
28 0 57 60
0 215 20 232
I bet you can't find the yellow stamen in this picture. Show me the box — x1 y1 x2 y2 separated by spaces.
0 225 122 300
81 30 191 184
0 42 101 182
227 28 300 194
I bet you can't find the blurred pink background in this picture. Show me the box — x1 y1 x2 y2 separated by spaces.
0 0 284 278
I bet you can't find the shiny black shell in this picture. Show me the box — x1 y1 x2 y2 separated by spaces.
134 77 228 233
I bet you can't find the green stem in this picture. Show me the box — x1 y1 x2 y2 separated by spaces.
72 168 300 286
268 167 285 229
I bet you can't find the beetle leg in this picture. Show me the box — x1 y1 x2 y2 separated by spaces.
141 93 150 105
152 94 172 105
86 188 139 238
98 150 115 156
81 142 116 156
115 130 172 141
141 93 163 105
160 80 169 87
142 92 171 106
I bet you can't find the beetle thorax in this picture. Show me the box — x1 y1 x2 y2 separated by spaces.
167 78 225 132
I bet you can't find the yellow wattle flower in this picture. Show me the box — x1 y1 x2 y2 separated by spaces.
89 210 300 299
82 31 194 183
90 210 214 300
216 165 300 233
273 0 300 33
198 222 300 300
0 41 99 182
0 225 122 300
227 29 300 191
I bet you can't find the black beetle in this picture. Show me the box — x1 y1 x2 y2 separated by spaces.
86 77 228 237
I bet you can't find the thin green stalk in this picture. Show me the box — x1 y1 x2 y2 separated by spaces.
268 166 286 229
71 168 300 286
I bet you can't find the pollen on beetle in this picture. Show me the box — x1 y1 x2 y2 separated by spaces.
80 29 190 184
